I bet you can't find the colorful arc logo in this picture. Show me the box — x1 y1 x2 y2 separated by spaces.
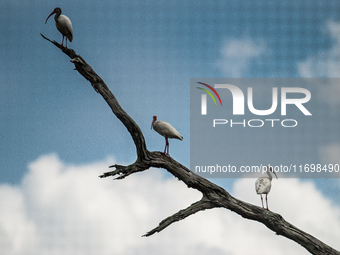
196 82 223 106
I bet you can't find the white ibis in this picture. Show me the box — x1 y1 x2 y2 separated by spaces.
45 7 73 48
255 166 278 210
151 115 183 155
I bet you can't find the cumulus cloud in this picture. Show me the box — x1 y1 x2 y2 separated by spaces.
298 21 340 78
216 37 267 77
0 153 339 255
298 20 340 105
234 178 340 250
319 143 340 165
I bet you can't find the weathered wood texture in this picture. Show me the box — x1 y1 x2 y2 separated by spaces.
42 34 339 255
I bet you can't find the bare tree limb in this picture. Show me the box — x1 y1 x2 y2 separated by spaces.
143 196 217 237
42 35 340 255
41 34 148 161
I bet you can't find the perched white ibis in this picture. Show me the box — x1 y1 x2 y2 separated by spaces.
45 7 73 48
255 166 278 210
151 115 183 155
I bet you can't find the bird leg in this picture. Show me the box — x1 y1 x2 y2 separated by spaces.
61 35 65 47
265 194 269 211
164 137 170 155
166 138 169 155
163 137 169 155
260 194 264 208
60 35 68 49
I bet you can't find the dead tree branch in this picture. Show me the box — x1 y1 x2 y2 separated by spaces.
42 34 340 255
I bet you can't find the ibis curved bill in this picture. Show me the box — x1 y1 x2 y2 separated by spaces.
255 166 278 210
45 7 73 48
151 115 183 155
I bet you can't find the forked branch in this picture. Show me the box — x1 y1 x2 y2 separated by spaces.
42 35 339 255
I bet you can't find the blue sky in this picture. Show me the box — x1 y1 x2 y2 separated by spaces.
1 0 340 254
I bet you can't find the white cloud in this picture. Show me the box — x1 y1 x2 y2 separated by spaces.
298 20 340 105
319 143 340 165
0 153 339 255
298 21 340 78
234 178 340 251
216 37 267 77
0 185 38 254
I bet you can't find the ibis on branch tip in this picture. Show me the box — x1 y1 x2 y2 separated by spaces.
151 115 183 155
255 165 278 210
45 7 73 48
